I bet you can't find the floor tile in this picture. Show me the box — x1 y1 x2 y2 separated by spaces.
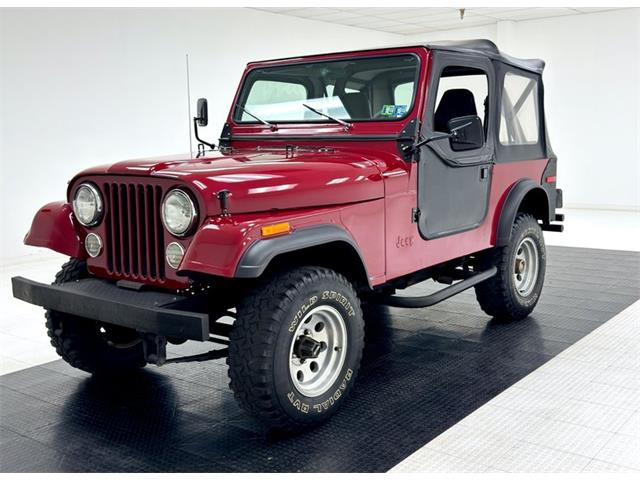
490 441 591 473
389 448 488 473
593 433 640 470
582 459 640 472
2 244 639 473
524 418 614 457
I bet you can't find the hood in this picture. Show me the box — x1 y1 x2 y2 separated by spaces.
75 150 385 215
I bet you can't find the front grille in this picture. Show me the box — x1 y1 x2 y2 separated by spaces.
103 182 165 282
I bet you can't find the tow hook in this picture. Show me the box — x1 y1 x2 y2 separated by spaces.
142 333 167 366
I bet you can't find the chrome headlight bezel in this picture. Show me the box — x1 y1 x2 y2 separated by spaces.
84 233 103 258
161 189 198 237
72 183 104 227
165 242 185 269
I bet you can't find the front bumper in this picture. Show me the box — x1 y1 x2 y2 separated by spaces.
11 276 210 341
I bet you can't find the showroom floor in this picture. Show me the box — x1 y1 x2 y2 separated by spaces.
1 208 639 472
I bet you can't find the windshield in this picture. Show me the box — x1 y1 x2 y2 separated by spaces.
233 54 419 124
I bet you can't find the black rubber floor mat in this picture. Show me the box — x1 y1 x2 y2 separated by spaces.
1 246 639 472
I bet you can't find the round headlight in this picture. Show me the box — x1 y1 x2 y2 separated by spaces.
73 183 103 227
161 189 197 237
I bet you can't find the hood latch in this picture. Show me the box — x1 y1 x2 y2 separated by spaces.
217 190 232 216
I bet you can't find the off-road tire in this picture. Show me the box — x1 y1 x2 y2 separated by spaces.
46 258 147 374
228 266 364 432
475 213 546 321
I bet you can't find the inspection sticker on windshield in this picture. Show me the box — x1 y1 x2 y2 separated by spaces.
381 104 408 117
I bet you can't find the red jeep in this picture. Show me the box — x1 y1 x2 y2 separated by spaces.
13 40 563 431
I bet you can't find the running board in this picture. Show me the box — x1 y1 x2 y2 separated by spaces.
379 267 497 308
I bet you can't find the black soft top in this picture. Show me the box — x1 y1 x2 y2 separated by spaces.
254 39 544 75
424 39 544 74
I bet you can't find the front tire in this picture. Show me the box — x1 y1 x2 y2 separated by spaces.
475 213 546 320
46 258 147 374
228 266 364 432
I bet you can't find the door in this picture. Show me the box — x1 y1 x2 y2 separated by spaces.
417 53 495 240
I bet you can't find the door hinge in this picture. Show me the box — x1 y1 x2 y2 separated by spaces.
412 208 421 223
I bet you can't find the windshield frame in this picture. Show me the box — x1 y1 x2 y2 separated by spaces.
231 52 422 125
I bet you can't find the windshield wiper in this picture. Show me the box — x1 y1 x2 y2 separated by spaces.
302 103 352 131
236 104 277 131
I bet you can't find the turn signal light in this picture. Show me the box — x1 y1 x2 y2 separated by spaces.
261 222 291 237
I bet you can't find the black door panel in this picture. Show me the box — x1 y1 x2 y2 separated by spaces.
418 147 492 239
417 52 495 240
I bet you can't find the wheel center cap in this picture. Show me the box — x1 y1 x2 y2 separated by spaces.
294 335 322 360
515 258 526 274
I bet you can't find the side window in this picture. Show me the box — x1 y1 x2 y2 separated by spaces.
499 72 539 145
394 81 414 107
433 66 488 135
243 80 307 121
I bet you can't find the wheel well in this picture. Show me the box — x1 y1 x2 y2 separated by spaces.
263 241 370 291
517 188 549 223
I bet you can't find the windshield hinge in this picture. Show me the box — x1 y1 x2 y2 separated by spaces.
412 208 421 223
397 118 420 161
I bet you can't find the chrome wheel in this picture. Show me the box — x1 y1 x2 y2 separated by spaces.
513 236 540 297
289 305 347 397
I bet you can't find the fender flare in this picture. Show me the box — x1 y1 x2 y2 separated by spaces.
496 179 549 246
24 201 85 258
235 224 369 283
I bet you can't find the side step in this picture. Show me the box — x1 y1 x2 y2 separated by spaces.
379 267 497 308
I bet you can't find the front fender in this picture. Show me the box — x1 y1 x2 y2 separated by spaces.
178 216 255 278
178 212 369 283
24 201 85 258
235 224 366 279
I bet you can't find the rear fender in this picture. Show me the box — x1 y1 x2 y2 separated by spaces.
24 201 85 258
495 180 549 246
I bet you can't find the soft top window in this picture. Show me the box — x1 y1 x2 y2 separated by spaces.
433 66 488 134
499 72 539 145
234 55 419 123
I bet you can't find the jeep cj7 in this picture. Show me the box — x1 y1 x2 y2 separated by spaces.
13 40 563 431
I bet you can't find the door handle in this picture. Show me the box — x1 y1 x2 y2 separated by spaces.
480 166 489 181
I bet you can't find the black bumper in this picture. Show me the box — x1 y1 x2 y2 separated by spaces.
11 276 210 341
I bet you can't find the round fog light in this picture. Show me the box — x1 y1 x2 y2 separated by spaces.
166 242 185 269
85 233 103 258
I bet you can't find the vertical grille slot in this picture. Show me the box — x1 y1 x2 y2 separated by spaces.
104 182 165 282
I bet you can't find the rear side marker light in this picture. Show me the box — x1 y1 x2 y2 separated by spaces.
261 222 291 237
545 176 557 183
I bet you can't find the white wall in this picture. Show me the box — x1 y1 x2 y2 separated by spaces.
0 8 401 261
2 8 639 262
408 9 640 212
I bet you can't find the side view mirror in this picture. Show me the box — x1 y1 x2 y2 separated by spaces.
196 98 208 127
192 98 215 152
447 115 484 151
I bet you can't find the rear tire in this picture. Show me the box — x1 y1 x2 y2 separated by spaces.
475 213 546 320
228 266 364 432
46 258 146 374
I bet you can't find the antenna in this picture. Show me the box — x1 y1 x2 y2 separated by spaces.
185 53 193 159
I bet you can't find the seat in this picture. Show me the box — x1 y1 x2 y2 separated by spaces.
434 88 477 133
340 92 371 119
